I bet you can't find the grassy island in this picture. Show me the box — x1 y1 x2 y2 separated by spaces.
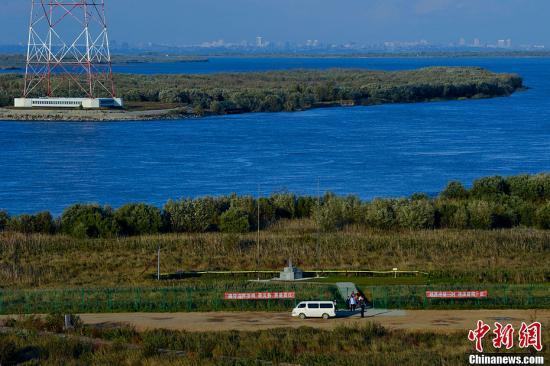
0 67 523 120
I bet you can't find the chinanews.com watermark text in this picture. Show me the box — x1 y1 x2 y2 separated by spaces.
469 354 544 365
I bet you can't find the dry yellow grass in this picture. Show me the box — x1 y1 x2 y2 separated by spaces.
1 219 548 289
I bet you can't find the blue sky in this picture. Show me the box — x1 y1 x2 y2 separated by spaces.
0 0 548 45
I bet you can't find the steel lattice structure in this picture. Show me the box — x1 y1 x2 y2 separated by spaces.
23 0 116 98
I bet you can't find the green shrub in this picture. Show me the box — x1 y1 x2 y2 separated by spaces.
295 196 316 218
396 199 435 230
471 176 510 198
115 203 162 236
61 204 120 238
7 214 35 234
219 208 250 233
0 210 8 231
44 313 65 333
257 197 276 229
164 198 224 233
6 212 54 234
467 200 495 229
341 195 363 225
440 181 469 200
192 104 205 116
33 211 56 234
313 195 346 232
363 199 397 230
516 200 538 227
449 202 470 229
434 200 457 228
535 202 550 229
507 174 550 202
270 193 297 219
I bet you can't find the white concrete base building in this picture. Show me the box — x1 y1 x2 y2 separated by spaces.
14 97 123 109
279 259 304 281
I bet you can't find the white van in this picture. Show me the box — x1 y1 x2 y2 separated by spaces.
291 301 336 319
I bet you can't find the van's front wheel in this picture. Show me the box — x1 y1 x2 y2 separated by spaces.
299 313 306 320
322 313 330 320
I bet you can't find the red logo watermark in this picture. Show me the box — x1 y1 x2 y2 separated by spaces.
468 321 542 353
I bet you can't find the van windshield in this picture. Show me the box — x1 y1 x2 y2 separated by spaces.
297 303 306 308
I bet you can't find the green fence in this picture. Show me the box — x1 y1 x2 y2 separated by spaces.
0 284 547 315
0 283 340 315
363 284 550 310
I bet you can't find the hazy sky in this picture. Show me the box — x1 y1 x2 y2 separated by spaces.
0 0 548 46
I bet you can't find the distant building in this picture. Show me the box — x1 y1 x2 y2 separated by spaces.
473 38 481 47
495 39 512 48
256 36 264 48
459 38 466 46
200 39 225 48
306 39 320 47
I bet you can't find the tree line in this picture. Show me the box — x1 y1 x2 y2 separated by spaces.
0 174 548 238
0 67 523 113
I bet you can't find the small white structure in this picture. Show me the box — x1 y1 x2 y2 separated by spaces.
279 259 303 281
14 97 123 109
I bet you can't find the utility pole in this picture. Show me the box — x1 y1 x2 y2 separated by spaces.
257 184 261 281
157 244 161 281
316 178 321 278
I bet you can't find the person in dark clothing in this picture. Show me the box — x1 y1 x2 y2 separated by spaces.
360 298 366 318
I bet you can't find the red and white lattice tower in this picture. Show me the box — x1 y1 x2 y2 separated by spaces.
22 0 117 100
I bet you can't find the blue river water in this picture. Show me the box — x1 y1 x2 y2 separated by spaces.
1 57 549 215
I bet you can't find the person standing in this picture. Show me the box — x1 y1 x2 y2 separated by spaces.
360 297 366 318
350 294 356 311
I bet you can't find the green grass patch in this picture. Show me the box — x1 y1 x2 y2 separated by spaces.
308 275 429 286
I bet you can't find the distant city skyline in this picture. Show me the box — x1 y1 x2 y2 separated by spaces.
111 36 540 49
0 0 548 47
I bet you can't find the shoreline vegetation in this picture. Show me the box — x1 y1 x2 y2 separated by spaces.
0 66 523 121
2 174 548 237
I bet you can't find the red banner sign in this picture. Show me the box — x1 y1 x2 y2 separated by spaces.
426 291 488 299
224 292 296 300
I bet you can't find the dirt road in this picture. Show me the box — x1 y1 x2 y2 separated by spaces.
78 309 549 333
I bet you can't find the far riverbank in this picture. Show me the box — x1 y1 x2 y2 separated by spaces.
0 67 523 121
